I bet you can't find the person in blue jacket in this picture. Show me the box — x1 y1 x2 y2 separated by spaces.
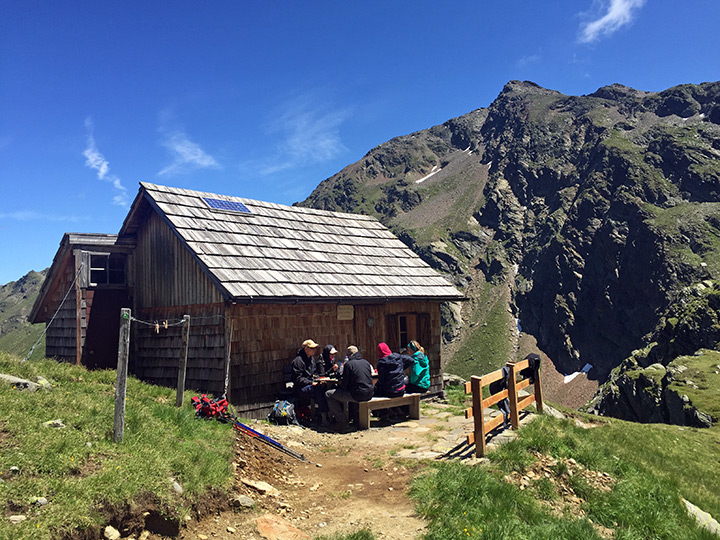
405 340 430 394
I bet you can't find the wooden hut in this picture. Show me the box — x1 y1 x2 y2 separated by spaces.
31 182 464 417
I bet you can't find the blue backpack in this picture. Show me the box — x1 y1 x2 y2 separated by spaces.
268 400 299 425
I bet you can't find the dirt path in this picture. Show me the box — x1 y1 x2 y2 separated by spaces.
158 403 475 540
144 374 597 540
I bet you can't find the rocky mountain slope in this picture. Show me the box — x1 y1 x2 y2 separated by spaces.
585 280 720 427
299 80 720 423
0 270 46 359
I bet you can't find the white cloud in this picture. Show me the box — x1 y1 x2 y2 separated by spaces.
158 130 220 177
578 0 646 43
516 54 541 68
259 94 351 175
0 210 83 222
82 118 129 207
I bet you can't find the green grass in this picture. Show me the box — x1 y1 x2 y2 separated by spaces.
445 281 513 379
410 414 720 539
666 349 720 422
0 352 235 539
440 385 472 416
0 322 45 360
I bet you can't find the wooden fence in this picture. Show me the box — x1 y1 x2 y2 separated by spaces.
464 358 544 457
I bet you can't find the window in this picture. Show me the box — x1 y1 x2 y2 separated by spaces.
89 253 126 286
398 315 409 351
387 312 430 352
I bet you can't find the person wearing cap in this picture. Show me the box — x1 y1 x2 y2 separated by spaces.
325 345 374 431
321 344 342 377
405 340 430 394
290 339 330 425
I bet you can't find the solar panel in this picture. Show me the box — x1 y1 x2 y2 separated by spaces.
203 197 252 214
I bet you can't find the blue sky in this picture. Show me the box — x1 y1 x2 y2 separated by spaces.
1 1 718 284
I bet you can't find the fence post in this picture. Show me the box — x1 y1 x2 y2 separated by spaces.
507 361 520 429
534 366 544 414
471 376 486 458
176 315 190 407
114 308 131 443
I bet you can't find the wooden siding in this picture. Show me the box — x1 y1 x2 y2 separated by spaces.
225 300 443 418
133 211 222 309
44 253 78 362
131 304 227 395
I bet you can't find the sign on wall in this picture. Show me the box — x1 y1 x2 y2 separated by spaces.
337 305 354 321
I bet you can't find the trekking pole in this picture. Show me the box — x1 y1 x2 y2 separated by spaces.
228 406 307 462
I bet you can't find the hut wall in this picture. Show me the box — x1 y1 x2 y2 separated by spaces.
44 255 79 362
133 212 222 309
131 304 227 395
226 300 442 418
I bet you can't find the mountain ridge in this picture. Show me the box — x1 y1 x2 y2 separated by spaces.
0 269 47 359
298 79 720 424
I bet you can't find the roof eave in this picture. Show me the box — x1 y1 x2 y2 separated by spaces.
226 295 466 305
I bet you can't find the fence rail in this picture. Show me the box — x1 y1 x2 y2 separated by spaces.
463 357 543 457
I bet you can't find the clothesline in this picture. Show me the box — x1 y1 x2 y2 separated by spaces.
131 313 226 333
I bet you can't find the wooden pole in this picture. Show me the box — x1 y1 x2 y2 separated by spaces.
471 376 486 458
534 364 544 414
507 361 520 429
74 250 83 366
223 318 234 398
114 308 131 443
176 315 190 407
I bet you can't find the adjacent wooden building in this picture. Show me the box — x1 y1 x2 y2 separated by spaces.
31 183 464 417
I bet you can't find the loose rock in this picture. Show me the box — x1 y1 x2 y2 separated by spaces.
103 525 121 540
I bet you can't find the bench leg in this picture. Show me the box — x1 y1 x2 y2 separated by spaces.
358 405 371 430
409 397 420 420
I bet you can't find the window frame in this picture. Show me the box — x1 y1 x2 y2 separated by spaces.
87 252 127 287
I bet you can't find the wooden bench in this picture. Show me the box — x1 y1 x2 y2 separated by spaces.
356 393 421 430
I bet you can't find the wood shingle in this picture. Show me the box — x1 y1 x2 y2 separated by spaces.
120 183 464 303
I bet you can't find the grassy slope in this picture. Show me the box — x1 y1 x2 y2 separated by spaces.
667 349 720 422
3 353 719 539
412 414 720 539
0 353 235 540
0 270 46 361
0 324 45 360
445 280 514 379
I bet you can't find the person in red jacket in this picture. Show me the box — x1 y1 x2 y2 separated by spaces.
374 342 414 398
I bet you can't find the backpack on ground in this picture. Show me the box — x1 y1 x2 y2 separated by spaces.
267 399 299 425
191 393 232 422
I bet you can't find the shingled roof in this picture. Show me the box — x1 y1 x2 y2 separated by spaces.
120 182 464 302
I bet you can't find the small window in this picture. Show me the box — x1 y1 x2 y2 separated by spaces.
89 253 126 286
398 315 409 351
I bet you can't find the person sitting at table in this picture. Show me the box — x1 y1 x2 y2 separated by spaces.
291 339 330 426
321 344 342 378
325 345 374 431
405 340 430 394
374 342 414 398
